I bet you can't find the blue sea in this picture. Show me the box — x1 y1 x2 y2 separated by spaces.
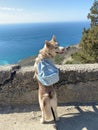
0 22 90 65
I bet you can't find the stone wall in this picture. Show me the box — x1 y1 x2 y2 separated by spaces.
0 64 98 106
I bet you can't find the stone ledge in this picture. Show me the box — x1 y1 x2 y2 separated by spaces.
0 64 98 106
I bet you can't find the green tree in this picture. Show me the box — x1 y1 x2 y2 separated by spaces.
87 0 98 26
72 0 98 63
79 26 98 63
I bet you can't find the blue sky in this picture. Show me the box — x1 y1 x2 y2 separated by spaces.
0 0 94 24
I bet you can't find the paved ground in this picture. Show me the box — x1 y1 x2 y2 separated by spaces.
0 104 98 130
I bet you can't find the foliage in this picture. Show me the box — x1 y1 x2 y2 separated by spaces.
79 26 98 63
87 0 98 26
71 0 98 64
54 55 64 64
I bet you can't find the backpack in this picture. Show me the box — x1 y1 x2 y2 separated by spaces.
37 59 59 86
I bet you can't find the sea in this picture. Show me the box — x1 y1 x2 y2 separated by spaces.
0 22 90 65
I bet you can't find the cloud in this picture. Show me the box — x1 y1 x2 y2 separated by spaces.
0 7 25 24
0 7 23 12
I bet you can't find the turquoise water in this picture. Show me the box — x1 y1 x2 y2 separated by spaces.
0 22 90 65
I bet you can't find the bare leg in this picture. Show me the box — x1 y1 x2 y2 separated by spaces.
51 94 59 121
53 108 59 121
40 110 45 123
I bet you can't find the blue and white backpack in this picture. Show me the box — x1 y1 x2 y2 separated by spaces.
37 59 59 86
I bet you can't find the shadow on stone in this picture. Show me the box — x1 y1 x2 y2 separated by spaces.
56 105 98 130
0 104 40 114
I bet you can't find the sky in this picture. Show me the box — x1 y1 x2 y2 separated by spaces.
0 0 94 24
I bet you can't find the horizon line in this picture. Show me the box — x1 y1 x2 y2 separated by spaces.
0 20 90 25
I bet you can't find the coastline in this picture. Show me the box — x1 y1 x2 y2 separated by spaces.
18 44 80 66
0 44 79 67
0 22 89 65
